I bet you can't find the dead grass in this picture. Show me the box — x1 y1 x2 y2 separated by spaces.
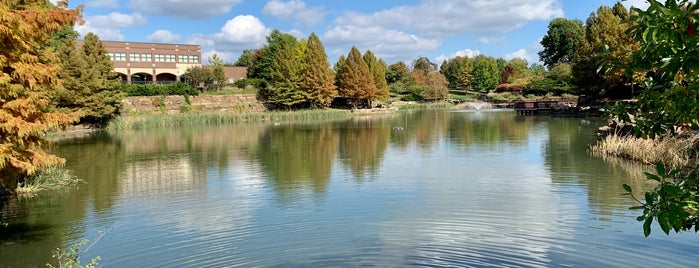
590 134 699 170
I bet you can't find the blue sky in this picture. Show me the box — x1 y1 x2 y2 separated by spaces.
59 0 650 65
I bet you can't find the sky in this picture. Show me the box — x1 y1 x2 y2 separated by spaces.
57 0 651 66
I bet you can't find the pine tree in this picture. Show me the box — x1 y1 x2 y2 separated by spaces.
300 33 337 107
56 32 123 124
208 53 226 90
337 47 376 108
363 51 389 101
0 0 82 185
269 36 304 108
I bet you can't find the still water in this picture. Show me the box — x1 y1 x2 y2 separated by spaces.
1 110 697 267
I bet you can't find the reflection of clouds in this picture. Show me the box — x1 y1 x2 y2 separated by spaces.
374 127 578 266
119 157 266 233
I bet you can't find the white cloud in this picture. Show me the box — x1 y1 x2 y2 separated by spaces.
505 48 530 61
128 0 242 19
87 0 118 8
435 48 481 63
213 15 270 48
147 30 181 43
262 0 325 26
323 26 440 63
622 0 650 10
75 12 146 41
477 36 507 45
334 0 563 36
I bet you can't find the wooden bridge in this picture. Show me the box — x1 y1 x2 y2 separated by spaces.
514 100 576 115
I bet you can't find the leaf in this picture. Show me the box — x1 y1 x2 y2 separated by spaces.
644 217 653 237
655 162 666 176
659 213 671 235
644 172 661 182
623 184 633 193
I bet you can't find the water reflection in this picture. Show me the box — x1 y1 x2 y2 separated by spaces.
2 110 697 267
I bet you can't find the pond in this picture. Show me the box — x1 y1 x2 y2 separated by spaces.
1 109 697 267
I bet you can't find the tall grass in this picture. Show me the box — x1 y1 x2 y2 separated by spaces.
16 166 80 196
397 102 454 111
108 109 351 131
590 134 699 170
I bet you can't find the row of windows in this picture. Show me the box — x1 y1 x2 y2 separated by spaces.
107 52 199 63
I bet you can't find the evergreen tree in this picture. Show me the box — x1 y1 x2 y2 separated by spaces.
0 0 82 185
363 50 389 101
64 32 123 124
300 33 336 107
268 36 304 108
386 61 411 85
337 46 376 108
256 29 298 82
234 49 256 67
334 55 346 87
208 53 226 90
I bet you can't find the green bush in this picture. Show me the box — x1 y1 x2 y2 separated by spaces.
234 78 266 89
120 82 199 97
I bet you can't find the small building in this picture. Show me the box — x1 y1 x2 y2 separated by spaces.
76 40 202 84
222 66 248 84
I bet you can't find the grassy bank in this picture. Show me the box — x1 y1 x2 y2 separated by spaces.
107 109 352 131
590 134 699 170
13 166 80 197
397 101 455 111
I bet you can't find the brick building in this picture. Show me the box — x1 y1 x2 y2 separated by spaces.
76 40 202 83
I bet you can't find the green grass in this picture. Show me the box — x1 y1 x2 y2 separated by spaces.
16 166 80 197
107 109 351 131
397 101 454 111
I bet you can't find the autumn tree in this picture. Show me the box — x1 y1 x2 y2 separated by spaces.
363 50 389 101
184 66 213 90
336 46 376 108
572 3 639 98
300 33 336 107
0 0 82 186
440 56 474 90
423 72 449 100
386 61 411 85
539 18 585 68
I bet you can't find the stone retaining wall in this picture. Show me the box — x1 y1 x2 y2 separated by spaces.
122 94 266 114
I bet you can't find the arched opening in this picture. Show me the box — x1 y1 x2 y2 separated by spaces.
156 73 177 84
131 73 153 84
116 72 128 82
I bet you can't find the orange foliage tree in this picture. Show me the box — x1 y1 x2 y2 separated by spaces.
0 0 82 186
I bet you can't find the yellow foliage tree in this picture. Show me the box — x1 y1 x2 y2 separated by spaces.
0 0 82 186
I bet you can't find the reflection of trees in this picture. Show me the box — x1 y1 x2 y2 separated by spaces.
543 117 655 215
447 111 531 147
255 124 338 197
338 116 391 179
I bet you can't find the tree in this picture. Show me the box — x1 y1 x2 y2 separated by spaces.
538 18 585 68
208 53 226 90
471 55 501 92
0 0 82 186
524 63 575 96
55 33 123 124
610 0 699 236
300 33 336 108
572 3 639 98
386 61 411 85
255 29 298 82
184 66 213 90
440 56 474 90
336 46 376 108
268 36 304 108
363 50 389 101
412 56 438 74
423 72 449 100
233 49 256 67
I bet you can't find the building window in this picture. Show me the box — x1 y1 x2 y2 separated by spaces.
189 55 199 63
141 53 152 62
166 54 176 62
108 52 126 61
155 54 165 62
178 55 188 63
129 53 138 62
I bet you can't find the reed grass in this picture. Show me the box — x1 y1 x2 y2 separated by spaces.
107 109 351 131
16 166 80 197
590 134 699 170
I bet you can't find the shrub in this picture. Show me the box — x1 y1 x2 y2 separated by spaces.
234 78 266 89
